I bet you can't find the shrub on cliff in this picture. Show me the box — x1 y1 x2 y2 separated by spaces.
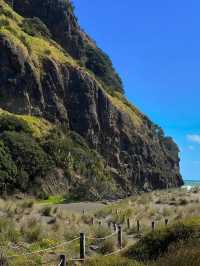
1 131 52 192
22 17 51 38
0 140 17 193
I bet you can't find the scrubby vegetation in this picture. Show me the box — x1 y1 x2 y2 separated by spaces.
0 109 116 199
84 256 142 266
125 218 200 261
0 188 198 265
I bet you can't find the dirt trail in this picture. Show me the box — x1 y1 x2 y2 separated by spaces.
56 201 106 214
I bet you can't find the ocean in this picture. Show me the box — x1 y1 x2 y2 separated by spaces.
183 180 200 187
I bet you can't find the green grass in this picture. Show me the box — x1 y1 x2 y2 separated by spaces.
37 195 65 205
0 0 77 68
107 92 143 127
84 256 143 266
0 108 53 138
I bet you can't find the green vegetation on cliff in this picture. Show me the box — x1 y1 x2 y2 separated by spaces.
0 109 116 199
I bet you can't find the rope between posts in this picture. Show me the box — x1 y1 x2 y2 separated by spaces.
69 258 85 262
86 232 117 240
7 237 80 258
104 246 127 257
68 246 128 263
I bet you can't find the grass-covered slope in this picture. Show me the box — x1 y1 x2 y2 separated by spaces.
0 0 78 65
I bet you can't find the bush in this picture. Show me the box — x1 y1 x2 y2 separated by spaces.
21 219 44 243
179 198 188 206
64 227 80 241
0 18 9 27
125 219 200 261
20 199 34 209
0 112 116 200
92 225 111 239
22 17 51 38
0 217 19 242
0 115 31 134
1 131 52 191
40 206 51 216
100 239 116 254
0 140 17 193
152 239 200 266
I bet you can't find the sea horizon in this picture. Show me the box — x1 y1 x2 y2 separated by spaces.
183 179 200 187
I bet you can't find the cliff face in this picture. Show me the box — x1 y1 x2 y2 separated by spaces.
0 0 183 198
11 0 123 94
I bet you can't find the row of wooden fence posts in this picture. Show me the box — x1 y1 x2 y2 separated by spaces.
59 226 123 265
84 209 169 231
126 218 169 231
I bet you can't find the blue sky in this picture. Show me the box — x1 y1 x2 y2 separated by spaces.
73 0 200 181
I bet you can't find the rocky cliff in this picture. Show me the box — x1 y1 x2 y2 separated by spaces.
0 0 183 199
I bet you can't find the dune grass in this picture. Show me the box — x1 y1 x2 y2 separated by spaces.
83 256 143 266
125 217 200 261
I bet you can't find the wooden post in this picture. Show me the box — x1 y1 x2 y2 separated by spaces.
118 225 122 249
108 221 111 229
59 255 66 266
113 222 117 232
127 218 130 229
80 233 85 261
137 220 140 232
152 221 155 231
165 218 169 226
91 217 94 225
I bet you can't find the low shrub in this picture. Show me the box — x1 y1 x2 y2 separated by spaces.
84 256 143 266
64 227 80 241
100 238 116 254
22 17 51 38
40 206 51 216
152 239 200 266
21 218 44 243
125 219 200 261
91 225 111 239
20 199 34 209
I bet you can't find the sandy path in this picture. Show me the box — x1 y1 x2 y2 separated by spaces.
56 201 106 214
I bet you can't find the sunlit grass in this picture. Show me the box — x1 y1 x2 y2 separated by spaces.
0 108 54 138
37 195 66 205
